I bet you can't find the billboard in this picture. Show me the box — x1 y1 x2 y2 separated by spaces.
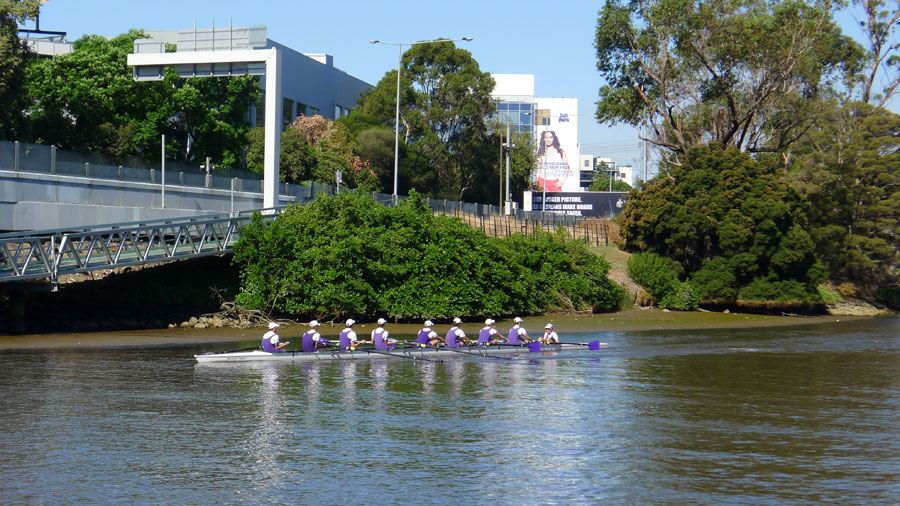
534 97 580 193
525 191 628 218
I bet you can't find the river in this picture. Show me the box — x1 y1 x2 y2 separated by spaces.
1 316 898 504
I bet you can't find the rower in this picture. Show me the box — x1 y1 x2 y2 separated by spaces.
445 317 471 348
541 323 560 344
477 319 506 346
339 319 366 350
415 320 444 347
302 320 330 352
261 322 289 352
371 318 397 350
508 317 533 345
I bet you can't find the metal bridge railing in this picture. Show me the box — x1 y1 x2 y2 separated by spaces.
0 208 283 288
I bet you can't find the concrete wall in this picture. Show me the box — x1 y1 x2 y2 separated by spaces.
0 170 298 231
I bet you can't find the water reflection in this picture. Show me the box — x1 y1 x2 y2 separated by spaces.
0 317 897 504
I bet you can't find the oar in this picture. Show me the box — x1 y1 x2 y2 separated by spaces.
366 347 443 362
494 342 544 352
563 340 607 351
205 345 260 355
401 341 520 361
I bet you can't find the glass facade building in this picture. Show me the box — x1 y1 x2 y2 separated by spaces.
494 96 535 134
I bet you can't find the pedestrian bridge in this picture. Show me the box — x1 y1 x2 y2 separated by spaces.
0 209 282 289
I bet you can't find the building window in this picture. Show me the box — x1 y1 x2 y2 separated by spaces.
283 98 294 130
255 91 266 127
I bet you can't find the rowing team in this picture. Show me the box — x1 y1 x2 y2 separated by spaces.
261 317 560 353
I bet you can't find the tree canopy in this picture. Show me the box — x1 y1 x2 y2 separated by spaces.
789 101 900 294
595 0 864 158
22 29 259 167
358 41 514 202
620 145 826 303
0 0 40 138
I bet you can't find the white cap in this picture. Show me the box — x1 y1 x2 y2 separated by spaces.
485 318 494 325
514 317 523 323
268 322 280 330
309 320 319 327
424 320 434 327
377 318 387 325
452 317 462 324
346 319 355 326
545 323 554 329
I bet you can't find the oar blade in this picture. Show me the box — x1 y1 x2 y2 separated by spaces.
528 342 542 352
588 340 603 351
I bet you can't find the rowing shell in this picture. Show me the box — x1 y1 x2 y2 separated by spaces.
194 343 606 363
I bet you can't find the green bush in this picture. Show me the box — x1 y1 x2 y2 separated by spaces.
876 284 900 309
659 281 699 311
627 252 680 302
232 191 622 320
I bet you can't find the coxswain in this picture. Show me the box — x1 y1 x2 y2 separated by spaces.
477 319 506 346
415 320 444 347
445 317 471 347
302 320 330 352
541 323 560 344
261 322 289 352
508 317 533 345
339 319 366 350
371 318 397 350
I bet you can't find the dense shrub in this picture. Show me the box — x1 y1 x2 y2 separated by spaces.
232 191 622 320
626 252 680 302
876 284 900 309
620 145 825 304
659 281 698 311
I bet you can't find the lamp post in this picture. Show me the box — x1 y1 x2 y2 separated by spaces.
370 37 473 202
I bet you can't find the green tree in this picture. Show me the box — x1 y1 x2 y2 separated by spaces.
848 0 900 106
359 40 496 200
0 0 39 138
594 0 863 158
589 163 632 191
621 145 825 303
233 191 621 320
789 101 900 292
24 29 259 167
245 127 315 183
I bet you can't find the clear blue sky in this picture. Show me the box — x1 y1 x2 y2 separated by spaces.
27 0 645 168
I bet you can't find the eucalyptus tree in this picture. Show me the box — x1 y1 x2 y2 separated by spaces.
594 0 864 161
848 0 900 106
359 40 496 200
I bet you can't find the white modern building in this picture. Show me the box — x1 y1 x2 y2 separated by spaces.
491 74 581 193
577 155 634 189
137 26 371 128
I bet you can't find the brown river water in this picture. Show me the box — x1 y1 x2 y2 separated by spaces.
1 311 897 504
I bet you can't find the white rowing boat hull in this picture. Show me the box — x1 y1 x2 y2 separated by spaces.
194 343 606 363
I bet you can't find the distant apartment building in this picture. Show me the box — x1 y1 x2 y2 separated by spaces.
577 155 634 189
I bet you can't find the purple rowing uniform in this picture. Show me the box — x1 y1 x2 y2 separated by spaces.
416 329 434 346
261 330 284 353
477 327 495 345
302 331 319 352
446 327 463 348
339 328 354 349
508 326 522 345
372 328 394 350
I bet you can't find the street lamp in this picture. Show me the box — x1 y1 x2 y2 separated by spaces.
370 37 473 201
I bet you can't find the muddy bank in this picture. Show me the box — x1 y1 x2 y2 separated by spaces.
0 309 875 350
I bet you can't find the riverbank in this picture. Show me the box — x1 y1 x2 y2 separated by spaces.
0 309 876 350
